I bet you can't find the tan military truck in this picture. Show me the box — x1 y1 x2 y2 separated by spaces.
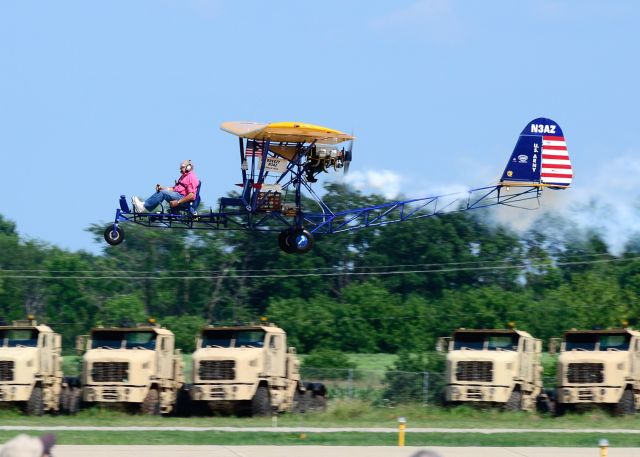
555 328 640 415
189 323 326 416
0 318 67 415
439 328 543 411
77 322 184 415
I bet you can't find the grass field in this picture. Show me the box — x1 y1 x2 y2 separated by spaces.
42 352 640 447
0 430 636 447
2 401 640 446
3 401 640 429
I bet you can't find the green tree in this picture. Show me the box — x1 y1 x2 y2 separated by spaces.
301 348 356 380
161 314 208 352
99 294 146 325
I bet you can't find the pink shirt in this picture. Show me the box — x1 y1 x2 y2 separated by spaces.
174 171 199 196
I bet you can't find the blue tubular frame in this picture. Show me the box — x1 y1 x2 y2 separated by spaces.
111 184 541 234
108 136 544 239
302 185 540 234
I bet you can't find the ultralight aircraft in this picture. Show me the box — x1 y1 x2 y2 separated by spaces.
104 117 572 254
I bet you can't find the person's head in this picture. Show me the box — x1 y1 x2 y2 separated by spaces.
180 159 193 174
0 434 55 457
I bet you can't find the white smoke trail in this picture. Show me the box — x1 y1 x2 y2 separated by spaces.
490 153 640 254
338 154 640 254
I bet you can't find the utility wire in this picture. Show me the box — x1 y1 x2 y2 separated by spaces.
0 252 627 275
0 256 637 280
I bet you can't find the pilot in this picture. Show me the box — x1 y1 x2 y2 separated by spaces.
131 160 200 213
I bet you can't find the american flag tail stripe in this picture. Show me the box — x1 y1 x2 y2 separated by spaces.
541 134 572 188
500 118 572 189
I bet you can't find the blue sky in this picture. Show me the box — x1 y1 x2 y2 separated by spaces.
1 0 639 253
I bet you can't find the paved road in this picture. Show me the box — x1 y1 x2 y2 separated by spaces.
49 445 639 457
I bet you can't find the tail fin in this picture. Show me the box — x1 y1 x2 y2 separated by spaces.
500 118 572 189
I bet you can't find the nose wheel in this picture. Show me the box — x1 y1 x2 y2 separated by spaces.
104 225 125 245
278 228 314 254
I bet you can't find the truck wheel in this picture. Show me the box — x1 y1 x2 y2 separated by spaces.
309 393 327 412
292 389 308 413
25 386 44 416
67 387 81 415
535 394 554 415
614 389 635 416
59 386 70 413
251 385 271 416
504 389 522 412
141 388 161 415
174 386 191 417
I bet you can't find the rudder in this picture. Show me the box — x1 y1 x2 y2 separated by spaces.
501 118 572 189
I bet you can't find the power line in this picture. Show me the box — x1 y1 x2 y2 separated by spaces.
0 252 625 275
0 256 637 280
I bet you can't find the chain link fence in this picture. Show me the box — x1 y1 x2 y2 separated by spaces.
302 367 558 405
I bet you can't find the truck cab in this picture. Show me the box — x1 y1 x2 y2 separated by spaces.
556 328 640 415
79 324 183 414
442 328 543 411
0 319 63 415
190 323 309 416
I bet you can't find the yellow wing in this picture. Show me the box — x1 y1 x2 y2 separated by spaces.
221 121 354 145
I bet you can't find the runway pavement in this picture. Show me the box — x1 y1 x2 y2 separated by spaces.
49 445 639 457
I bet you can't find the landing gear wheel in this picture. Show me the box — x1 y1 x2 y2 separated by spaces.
278 229 314 254
279 230 297 254
292 229 314 254
104 225 125 245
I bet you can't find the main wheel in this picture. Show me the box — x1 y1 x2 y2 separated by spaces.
251 385 271 416
25 386 44 416
278 229 314 254
278 230 297 254
141 388 161 415
614 389 635 416
103 225 125 245
292 229 314 254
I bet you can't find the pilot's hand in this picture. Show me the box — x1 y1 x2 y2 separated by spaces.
169 200 180 208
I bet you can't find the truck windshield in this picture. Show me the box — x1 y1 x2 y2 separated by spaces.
91 331 157 349
453 333 484 350
565 334 597 351
600 334 631 350
201 329 265 348
453 333 519 351
0 329 38 347
565 333 631 351
487 335 519 351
